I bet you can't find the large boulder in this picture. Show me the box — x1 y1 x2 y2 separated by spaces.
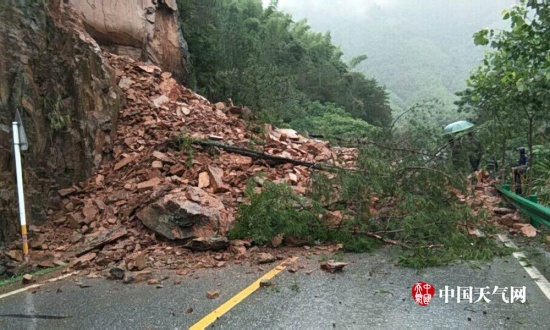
136 186 231 241
67 0 190 83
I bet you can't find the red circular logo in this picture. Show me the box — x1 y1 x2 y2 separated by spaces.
412 282 435 306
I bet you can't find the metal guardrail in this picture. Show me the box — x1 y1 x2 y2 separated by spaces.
495 184 550 228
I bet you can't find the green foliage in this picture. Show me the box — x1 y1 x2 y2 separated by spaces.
399 236 509 268
313 122 508 267
44 96 70 132
178 0 392 130
47 110 69 132
278 0 516 123
457 0 550 193
229 181 324 245
289 101 378 139
229 180 380 251
348 55 368 70
176 134 196 168
532 145 550 204
0 266 63 287
229 120 508 267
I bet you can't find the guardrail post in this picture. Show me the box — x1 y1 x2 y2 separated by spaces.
528 195 540 227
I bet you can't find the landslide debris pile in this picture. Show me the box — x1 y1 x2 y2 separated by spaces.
458 171 538 238
6 53 358 277
3 54 538 277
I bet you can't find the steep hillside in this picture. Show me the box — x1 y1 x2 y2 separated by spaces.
274 0 517 121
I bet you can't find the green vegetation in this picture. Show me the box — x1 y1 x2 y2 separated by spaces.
176 134 196 168
230 119 509 267
0 266 63 287
178 0 391 137
275 0 516 126
457 0 550 197
177 0 520 268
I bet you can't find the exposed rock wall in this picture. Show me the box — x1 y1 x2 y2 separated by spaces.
68 0 190 83
0 0 124 242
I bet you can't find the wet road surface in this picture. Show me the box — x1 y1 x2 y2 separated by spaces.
0 240 549 329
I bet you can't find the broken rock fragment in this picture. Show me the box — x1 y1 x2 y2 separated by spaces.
492 207 515 215
206 290 220 299
320 260 348 273
123 270 153 284
109 267 125 280
257 253 276 264
183 237 229 252
207 165 229 193
259 279 274 288
22 274 33 284
519 224 537 237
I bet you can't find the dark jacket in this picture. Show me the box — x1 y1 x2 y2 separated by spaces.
518 148 527 166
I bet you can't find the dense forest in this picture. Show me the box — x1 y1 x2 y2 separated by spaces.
177 0 392 138
275 0 517 126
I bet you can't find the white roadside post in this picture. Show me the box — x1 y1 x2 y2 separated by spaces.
12 120 29 262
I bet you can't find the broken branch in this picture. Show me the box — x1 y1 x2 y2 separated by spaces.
191 139 347 172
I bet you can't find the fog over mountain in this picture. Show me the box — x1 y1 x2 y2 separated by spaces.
269 0 517 117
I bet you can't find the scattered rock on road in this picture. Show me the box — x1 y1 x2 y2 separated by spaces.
206 290 220 299
123 270 154 284
109 267 125 280
259 279 274 287
518 224 537 237
22 274 33 284
257 253 276 264
320 260 348 273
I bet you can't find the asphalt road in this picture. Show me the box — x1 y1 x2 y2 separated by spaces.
0 243 549 329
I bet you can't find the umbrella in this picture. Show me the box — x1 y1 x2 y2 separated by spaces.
443 120 474 135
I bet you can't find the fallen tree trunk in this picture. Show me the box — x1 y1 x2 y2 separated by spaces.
191 139 346 172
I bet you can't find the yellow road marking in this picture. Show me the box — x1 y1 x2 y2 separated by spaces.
189 256 298 330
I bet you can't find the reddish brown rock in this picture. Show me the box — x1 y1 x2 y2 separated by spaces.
136 187 230 241
207 165 229 193
320 260 348 273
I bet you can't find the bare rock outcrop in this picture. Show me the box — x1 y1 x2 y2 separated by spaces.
68 0 190 83
0 0 124 241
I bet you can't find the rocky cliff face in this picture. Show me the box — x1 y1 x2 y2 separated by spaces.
68 0 190 83
0 0 124 242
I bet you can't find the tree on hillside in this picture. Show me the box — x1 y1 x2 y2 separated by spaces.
177 0 392 132
457 0 550 190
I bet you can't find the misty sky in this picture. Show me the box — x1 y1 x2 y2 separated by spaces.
264 0 398 18
261 0 518 112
